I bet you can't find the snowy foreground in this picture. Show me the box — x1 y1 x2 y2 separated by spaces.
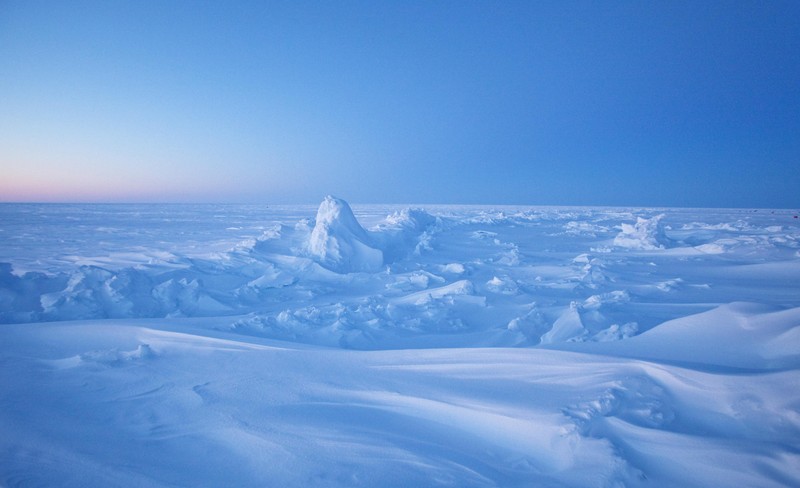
1 198 799 487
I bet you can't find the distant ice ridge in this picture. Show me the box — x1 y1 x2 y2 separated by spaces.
0 197 444 328
306 196 384 273
2 200 799 352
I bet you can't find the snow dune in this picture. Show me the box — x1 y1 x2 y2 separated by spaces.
1 198 799 486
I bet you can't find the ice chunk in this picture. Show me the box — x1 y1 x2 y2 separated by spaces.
540 302 586 344
591 322 638 342
582 290 630 310
373 207 440 260
506 304 550 343
381 207 437 232
486 276 519 295
613 214 668 250
394 279 478 306
440 263 466 275
306 196 384 273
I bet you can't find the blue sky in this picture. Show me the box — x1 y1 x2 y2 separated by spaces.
1 1 798 207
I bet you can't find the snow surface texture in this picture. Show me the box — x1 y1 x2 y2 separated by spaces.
1 198 799 487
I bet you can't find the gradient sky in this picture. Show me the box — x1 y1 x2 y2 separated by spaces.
1 1 798 207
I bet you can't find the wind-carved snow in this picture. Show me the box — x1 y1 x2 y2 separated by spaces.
1 200 800 487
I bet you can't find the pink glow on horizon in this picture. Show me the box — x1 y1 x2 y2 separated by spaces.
0 176 218 203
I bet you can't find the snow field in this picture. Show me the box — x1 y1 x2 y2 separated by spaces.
2 314 797 487
1 198 799 486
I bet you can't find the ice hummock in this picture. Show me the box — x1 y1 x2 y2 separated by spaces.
306 195 384 273
613 214 669 250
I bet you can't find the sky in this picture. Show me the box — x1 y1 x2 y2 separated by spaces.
1 1 798 207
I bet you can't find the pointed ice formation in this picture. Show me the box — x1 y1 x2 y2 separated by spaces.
540 302 586 344
307 196 384 273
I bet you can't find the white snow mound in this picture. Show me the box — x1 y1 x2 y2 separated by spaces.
307 196 384 273
614 214 668 250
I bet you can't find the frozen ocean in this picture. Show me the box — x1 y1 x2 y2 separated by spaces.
1 197 799 487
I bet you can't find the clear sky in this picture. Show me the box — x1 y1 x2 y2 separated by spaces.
1 1 798 207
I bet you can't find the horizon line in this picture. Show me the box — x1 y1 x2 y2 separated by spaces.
0 200 797 211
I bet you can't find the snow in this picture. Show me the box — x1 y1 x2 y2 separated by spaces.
307 195 384 273
1 199 799 486
613 214 668 250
